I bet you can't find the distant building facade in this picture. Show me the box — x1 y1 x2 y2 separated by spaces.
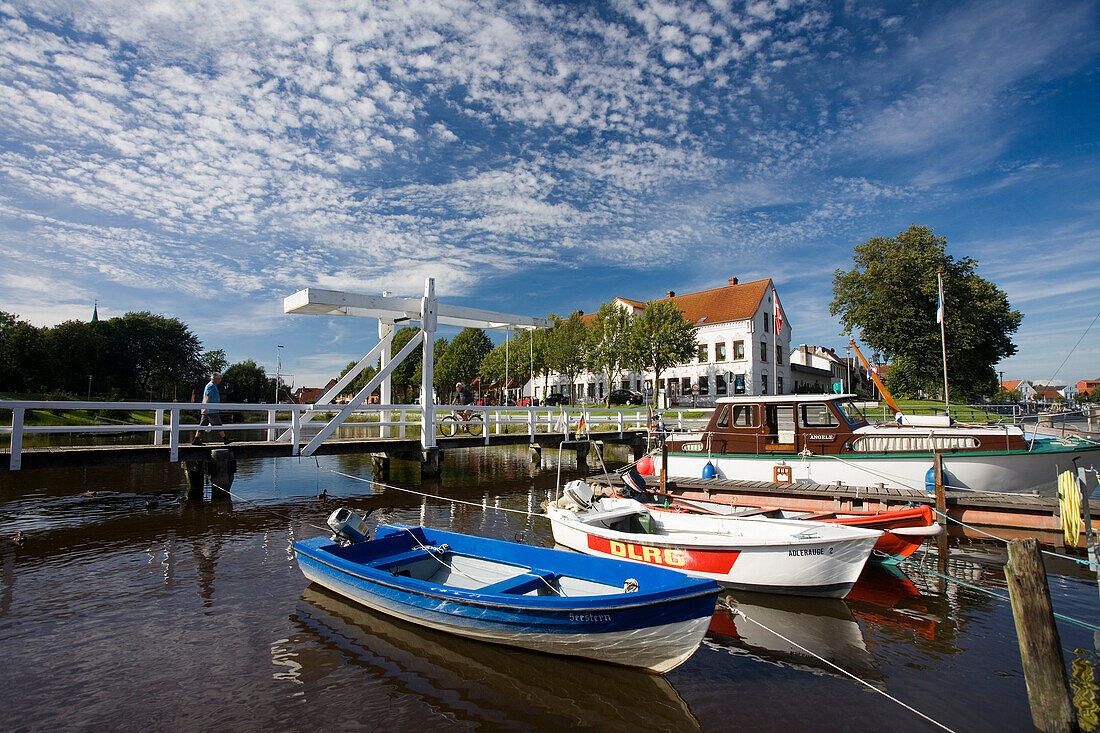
536 277 791 407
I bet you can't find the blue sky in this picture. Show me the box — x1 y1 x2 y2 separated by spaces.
1 0 1097 390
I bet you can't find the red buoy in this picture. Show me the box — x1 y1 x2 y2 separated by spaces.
637 456 655 475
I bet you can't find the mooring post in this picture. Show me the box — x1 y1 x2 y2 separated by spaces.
575 442 589 470
660 443 668 493
529 444 542 466
421 447 442 479
1004 538 1079 732
183 460 205 502
209 449 235 500
370 453 390 480
933 452 949 574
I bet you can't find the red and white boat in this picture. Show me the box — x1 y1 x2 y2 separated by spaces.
545 482 882 599
647 495 941 564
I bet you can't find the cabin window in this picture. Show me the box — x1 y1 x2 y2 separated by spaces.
698 344 708 362
799 403 839 428
834 399 869 427
716 374 727 395
699 376 709 395
734 375 745 394
760 341 767 362
730 404 756 427
716 342 726 361
733 340 745 360
715 405 730 428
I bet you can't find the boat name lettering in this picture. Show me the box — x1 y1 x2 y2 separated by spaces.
788 547 824 556
608 540 687 567
569 613 612 623
682 442 704 452
806 434 834 440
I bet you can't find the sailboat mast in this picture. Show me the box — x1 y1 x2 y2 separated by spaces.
938 269 950 416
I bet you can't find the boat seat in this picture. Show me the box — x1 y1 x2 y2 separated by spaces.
479 569 557 595
366 549 442 571
583 505 644 524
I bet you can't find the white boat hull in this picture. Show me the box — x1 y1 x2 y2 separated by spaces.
546 499 880 599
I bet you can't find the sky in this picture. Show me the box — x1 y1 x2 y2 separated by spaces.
1 0 1098 391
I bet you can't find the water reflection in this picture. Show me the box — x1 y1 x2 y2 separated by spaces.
288 585 703 732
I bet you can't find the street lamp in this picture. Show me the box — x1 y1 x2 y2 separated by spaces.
275 345 284 403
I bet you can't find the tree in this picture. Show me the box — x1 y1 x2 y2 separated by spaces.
0 312 48 394
437 328 492 393
223 360 272 404
995 386 1022 403
545 312 590 402
587 302 636 406
830 225 1022 400
99 312 204 399
389 326 423 403
199 350 229 378
628 300 696 408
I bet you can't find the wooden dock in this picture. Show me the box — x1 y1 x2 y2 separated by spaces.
592 472 1099 547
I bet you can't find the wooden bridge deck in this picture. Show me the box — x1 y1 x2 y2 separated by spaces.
2 429 646 471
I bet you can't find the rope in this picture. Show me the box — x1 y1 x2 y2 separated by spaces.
329 470 541 517
209 481 331 534
901 559 1100 633
723 600 957 733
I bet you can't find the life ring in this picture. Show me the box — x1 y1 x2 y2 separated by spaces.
773 465 792 484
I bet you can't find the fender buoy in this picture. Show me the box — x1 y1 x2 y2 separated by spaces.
702 461 717 479
637 456 655 476
925 466 936 493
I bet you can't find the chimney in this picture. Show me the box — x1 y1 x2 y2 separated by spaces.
666 290 675 298
729 277 738 285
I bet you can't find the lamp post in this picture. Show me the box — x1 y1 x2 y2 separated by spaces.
87 375 92 400
275 345 284 404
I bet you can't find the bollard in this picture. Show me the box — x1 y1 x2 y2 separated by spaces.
574 443 589 471
660 443 668 493
370 454 390 481
209 449 235 500
1005 538 1079 732
529 444 542 466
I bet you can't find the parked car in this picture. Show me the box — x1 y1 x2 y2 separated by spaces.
609 389 645 406
543 393 569 406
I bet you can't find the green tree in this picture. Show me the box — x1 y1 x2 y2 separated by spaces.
199 350 229 378
545 312 590 402
437 328 492 394
830 225 1022 400
587 302 636 406
43 319 106 397
223 360 272 404
0 312 48 394
628 300 696 408
337 360 379 400
389 326 423 403
995 386 1022 403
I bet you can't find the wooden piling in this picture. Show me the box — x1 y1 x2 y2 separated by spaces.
420 447 443 479
934 453 949 574
1004 538 1079 732
660 444 668 493
209 449 235 500
529 444 542 466
183 460 205 502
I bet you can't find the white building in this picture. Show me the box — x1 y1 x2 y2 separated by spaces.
789 344 845 393
535 277 791 407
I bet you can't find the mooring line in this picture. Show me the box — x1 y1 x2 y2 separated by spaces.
329 469 542 518
724 601 957 733
209 481 331 534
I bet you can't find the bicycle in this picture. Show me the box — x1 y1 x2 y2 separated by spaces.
439 410 484 437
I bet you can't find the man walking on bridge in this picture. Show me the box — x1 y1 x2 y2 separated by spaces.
192 372 230 445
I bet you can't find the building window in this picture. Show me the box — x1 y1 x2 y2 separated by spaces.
763 314 769 333
761 374 769 394
681 377 691 395
645 379 653 391
699 376 709 395
776 345 783 365
760 341 767 362
698 344 708 362
716 374 727 395
777 376 783 393
658 378 665 391
716 342 726 361
733 340 744 360
587 383 595 398
734 375 745 394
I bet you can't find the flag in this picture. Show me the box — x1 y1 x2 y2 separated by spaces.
554 410 568 433
936 272 944 324
577 415 587 434
772 288 782 334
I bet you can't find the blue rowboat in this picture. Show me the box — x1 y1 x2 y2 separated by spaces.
293 522 721 673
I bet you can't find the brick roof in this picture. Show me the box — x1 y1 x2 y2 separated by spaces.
583 278 772 325
1000 380 1024 391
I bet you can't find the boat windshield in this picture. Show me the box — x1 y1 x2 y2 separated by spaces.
834 399 869 427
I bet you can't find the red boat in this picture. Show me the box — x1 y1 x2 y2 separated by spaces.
647 494 941 564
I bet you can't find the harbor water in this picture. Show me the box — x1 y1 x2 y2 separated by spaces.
1 446 1098 732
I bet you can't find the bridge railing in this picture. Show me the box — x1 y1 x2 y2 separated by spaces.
0 400 706 470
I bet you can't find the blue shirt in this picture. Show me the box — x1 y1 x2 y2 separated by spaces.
203 380 220 413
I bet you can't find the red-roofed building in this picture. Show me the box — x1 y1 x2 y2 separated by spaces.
1076 378 1100 395
999 379 1036 400
290 379 338 404
542 277 791 406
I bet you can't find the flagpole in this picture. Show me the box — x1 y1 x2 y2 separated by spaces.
771 288 778 395
937 270 950 416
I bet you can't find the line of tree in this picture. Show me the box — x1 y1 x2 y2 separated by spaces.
334 301 697 407
0 310 277 403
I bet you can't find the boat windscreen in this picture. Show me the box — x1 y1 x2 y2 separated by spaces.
834 399 868 427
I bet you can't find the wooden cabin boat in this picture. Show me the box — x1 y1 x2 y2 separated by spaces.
545 483 881 598
661 394 1099 494
293 515 721 673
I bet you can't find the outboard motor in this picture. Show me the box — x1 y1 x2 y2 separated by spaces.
620 467 656 504
328 507 375 545
563 480 595 509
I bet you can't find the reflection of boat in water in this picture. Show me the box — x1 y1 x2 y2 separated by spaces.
705 590 882 683
846 564 943 642
291 586 703 732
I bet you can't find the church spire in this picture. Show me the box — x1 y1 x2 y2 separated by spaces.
92 299 99 322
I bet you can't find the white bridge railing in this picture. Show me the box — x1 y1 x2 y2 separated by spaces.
1 400 708 470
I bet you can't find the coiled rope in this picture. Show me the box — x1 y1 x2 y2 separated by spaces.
720 599 958 732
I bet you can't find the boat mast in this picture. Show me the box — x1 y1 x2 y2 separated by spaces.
937 270 950 417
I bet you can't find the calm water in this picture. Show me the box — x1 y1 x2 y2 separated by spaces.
1 446 1098 732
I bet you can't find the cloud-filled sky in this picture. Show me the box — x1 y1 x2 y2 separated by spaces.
1 0 1097 389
